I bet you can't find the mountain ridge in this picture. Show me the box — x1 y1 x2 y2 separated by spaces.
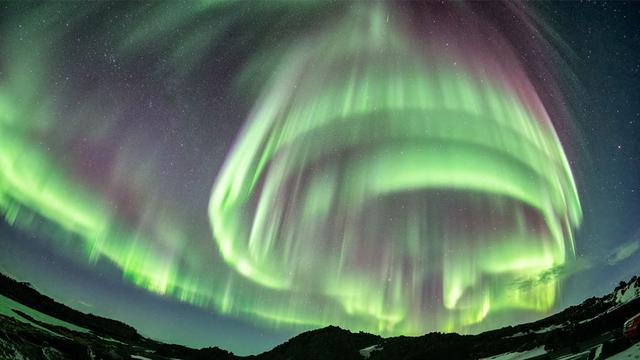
1 272 638 359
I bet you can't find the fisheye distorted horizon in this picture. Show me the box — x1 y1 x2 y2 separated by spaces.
1 1 639 356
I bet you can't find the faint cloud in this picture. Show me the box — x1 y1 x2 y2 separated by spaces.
511 257 593 290
607 239 640 265
78 300 94 308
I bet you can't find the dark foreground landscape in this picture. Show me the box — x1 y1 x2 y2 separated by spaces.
0 272 639 360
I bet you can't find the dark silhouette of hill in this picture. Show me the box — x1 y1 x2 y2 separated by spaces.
257 326 382 360
0 272 235 359
0 272 638 359
0 273 141 342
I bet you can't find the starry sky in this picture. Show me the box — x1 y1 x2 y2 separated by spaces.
0 1 639 356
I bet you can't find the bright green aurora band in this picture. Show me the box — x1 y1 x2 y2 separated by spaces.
209 7 582 334
0 3 581 337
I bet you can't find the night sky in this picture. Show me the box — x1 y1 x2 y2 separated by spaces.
0 1 639 356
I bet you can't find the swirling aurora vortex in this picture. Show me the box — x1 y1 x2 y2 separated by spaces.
209 6 581 334
0 2 581 337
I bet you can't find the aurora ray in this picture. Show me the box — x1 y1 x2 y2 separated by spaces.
209 5 582 334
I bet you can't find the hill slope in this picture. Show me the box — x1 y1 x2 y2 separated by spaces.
0 272 638 359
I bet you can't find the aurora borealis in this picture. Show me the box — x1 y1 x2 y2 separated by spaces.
1 1 639 356
210 4 581 334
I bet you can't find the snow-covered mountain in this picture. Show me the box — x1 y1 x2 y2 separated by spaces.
612 276 640 305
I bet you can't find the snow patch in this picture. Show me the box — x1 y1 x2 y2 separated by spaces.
533 323 565 334
96 335 126 345
593 343 603 359
615 281 640 304
0 294 90 333
555 350 593 360
478 346 547 360
360 344 383 359
42 347 64 360
579 314 602 325
506 323 566 338
87 346 96 360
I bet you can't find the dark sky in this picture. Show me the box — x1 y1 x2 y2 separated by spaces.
542 1 640 303
0 1 638 356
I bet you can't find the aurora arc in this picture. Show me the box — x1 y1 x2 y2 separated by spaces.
209 6 582 334
0 2 582 338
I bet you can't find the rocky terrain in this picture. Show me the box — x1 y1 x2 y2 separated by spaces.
0 272 638 359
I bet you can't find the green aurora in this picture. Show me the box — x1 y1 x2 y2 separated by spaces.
0 2 581 338
210 6 582 334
